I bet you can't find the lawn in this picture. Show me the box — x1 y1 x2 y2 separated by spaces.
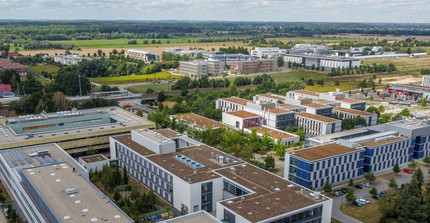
91 71 182 84
305 79 374 92
269 70 327 83
339 202 382 223
362 56 430 72
28 63 60 74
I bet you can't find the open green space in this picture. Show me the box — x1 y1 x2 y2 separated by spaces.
28 63 60 74
362 55 430 72
266 36 372 44
339 203 382 223
91 71 182 85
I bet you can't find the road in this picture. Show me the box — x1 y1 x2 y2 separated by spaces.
331 166 429 223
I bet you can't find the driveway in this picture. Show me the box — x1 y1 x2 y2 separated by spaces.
331 166 429 223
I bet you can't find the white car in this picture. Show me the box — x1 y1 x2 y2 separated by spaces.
359 197 371 204
357 198 367 205
360 182 370 187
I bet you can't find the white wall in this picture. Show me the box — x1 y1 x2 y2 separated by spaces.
222 113 243 129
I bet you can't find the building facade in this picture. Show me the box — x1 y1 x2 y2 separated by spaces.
0 58 28 75
215 97 251 112
125 49 160 63
179 60 224 77
283 54 361 69
296 112 342 136
229 59 278 74
250 47 287 59
333 107 377 126
222 111 262 129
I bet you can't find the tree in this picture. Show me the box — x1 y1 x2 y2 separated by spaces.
264 155 275 170
307 79 314 86
322 180 332 193
377 105 385 113
388 178 398 189
412 168 424 185
369 95 374 101
157 91 167 102
229 83 238 96
317 79 324 86
277 57 284 67
136 110 143 117
369 186 378 195
87 147 96 155
423 156 430 166
348 178 354 187
421 97 428 107
113 190 122 202
123 165 129 185
52 91 68 111
408 159 418 169
345 189 356 203
393 163 400 174
364 172 376 183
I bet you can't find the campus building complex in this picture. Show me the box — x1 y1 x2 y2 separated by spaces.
52 54 88 65
172 113 225 130
179 60 224 77
0 107 154 153
0 143 132 223
283 54 361 69
250 47 287 59
229 59 278 74
333 107 378 126
125 49 159 63
296 113 341 136
110 128 333 223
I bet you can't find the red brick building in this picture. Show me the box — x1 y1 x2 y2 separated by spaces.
0 59 28 75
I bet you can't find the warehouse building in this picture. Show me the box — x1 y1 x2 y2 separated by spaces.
283 54 361 69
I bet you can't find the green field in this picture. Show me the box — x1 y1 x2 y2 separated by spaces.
91 71 182 84
266 36 372 44
28 63 60 74
362 56 430 72
340 203 382 223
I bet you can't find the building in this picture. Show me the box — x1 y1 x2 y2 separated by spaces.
306 127 379 147
302 103 333 117
333 107 378 126
208 54 251 65
246 126 300 146
0 143 132 223
110 128 333 223
287 90 320 100
125 49 159 63
336 98 366 111
164 47 185 54
229 59 278 74
296 112 342 136
215 97 251 112
389 83 430 99
0 107 154 153
222 111 262 129
179 60 224 78
285 143 365 189
0 58 28 75
171 113 225 130
52 54 87 65
0 84 12 93
162 210 222 223
253 93 286 104
290 44 333 55
78 154 110 172
243 104 296 130
283 54 361 69
250 47 287 59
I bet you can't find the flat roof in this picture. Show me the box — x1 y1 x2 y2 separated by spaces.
133 129 174 145
146 145 243 183
173 113 225 129
249 126 297 139
361 136 408 147
290 90 319 97
258 93 285 101
333 107 374 116
387 118 430 129
226 111 261 119
0 107 154 149
81 154 108 163
290 143 359 161
22 163 131 223
296 112 339 123
303 103 329 108
267 108 292 114
164 211 221 223
156 129 183 138
113 134 155 157
217 164 327 222
220 97 250 106
337 98 363 104
309 128 372 143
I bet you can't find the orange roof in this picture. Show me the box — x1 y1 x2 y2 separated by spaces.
227 111 261 118
250 126 296 139
296 112 339 123
290 143 359 161
361 137 407 147
333 107 374 116
291 90 319 97
221 97 250 106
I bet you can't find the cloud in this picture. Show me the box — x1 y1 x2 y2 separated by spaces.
0 0 429 22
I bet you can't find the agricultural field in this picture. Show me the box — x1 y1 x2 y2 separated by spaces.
362 56 430 72
266 36 372 44
91 71 182 85
127 83 173 94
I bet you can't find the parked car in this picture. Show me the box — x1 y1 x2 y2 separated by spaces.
379 191 387 197
353 200 363 207
331 190 342 196
340 188 350 194
372 194 381 200
359 197 371 204
361 182 370 187
403 168 414 174
354 184 363 189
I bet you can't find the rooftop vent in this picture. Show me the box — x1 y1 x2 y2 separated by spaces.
65 187 79 195
174 154 206 169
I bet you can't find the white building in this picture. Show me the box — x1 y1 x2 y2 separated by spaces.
215 97 251 112
125 49 160 63
110 128 333 223
250 47 287 59
296 112 342 136
333 107 378 126
222 111 263 129
244 126 300 146
53 54 86 65
422 75 430 87
164 47 184 54
283 54 361 69
78 154 110 172
179 60 224 78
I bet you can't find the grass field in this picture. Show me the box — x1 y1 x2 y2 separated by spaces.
305 80 366 92
340 203 382 223
266 36 372 44
91 71 182 85
362 56 430 72
28 63 60 74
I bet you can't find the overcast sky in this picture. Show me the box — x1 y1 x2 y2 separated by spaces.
0 0 429 23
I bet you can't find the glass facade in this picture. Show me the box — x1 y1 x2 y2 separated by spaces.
223 180 250 197
201 182 213 212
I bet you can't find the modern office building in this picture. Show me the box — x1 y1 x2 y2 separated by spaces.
222 111 262 129
171 113 225 130
0 107 154 153
283 54 361 69
52 54 88 66
253 93 286 104
110 128 333 223
336 98 366 111
289 44 333 55
243 105 296 130
179 60 224 77
306 127 379 147
0 58 28 75
246 126 300 146
296 112 341 136
78 154 110 172
229 59 278 74
125 49 160 63
288 90 320 100
162 210 222 223
215 97 251 112
164 47 185 54
0 143 132 223
285 143 365 189
302 103 333 117
333 107 378 126
250 47 287 59
208 54 251 65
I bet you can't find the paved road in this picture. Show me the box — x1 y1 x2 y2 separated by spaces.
331 166 429 223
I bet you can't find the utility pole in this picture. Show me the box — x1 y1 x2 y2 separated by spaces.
78 75 82 97
23 85 26 96
16 83 20 96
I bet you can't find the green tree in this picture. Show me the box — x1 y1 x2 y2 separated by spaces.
317 79 324 86
123 165 129 185
348 178 354 187
307 79 314 86
377 105 385 113
229 83 238 96
322 180 332 193
393 163 400 174
408 159 418 169
369 186 378 195
423 156 430 166
113 190 122 202
412 168 424 185
388 178 398 189
364 172 376 183
421 97 428 107
345 189 357 204
136 110 143 117
264 155 275 170
86 147 96 155
157 91 167 102
369 95 374 101
277 57 284 67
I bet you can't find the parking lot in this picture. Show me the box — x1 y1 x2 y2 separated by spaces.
331 166 429 223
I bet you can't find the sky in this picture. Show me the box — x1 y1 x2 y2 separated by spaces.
0 0 429 23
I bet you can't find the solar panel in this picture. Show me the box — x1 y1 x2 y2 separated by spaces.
5 152 17 166
11 151 24 165
34 156 44 165
174 154 206 169
18 150 31 164
49 155 58 163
